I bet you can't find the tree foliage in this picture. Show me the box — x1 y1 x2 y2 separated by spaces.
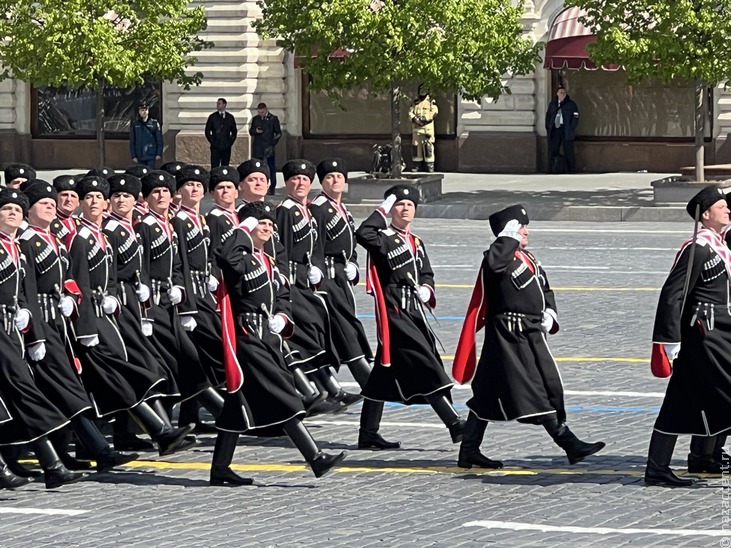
0 0 210 90
254 0 542 101
569 0 731 85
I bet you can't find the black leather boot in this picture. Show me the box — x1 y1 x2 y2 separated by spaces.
306 375 347 416
113 412 155 451
317 367 363 408
425 393 464 443
131 402 196 456
347 357 373 389
34 437 87 489
283 418 346 478
1 446 42 478
543 417 605 464
458 413 503 469
688 435 722 474
210 431 253 486
292 366 325 407
645 431 694 487
358 399 400 450
0 454 31 489
197 387 225 419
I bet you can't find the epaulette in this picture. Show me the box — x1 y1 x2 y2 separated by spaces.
175 209 189 221
18 230 33 241
382 227 395 236
311 195 328 207
280 198 297 210
77 225 92 239
142 215 157 226
105 219 120 232
208 208 225 217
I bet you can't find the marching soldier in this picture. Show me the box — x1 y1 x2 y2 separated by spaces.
409 84 438 173
20 180 138 471
211 200 346 485
276 160 361 411
68 176 194 457
0 186 87 489
311 159 398 449
648 185 731 486
173 165 227 430
355 185 464 444
452 204 605 469
103 174 181 449
135 171 224 422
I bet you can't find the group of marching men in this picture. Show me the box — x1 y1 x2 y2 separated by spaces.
1 152 716 492
0 156 500 490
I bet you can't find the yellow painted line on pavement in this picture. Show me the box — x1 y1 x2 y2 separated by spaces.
438 355 650 364
436 284 659 291
124 459 650 478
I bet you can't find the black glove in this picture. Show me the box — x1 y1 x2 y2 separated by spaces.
263 146 273 158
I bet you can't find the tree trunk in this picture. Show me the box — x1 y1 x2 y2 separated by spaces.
95 81 106 168
390 82 402 179
693 79 705 183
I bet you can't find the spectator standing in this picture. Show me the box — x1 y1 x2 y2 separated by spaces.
249 102 282 195
545 86 579 173
130 102 163 169
205 98 238 168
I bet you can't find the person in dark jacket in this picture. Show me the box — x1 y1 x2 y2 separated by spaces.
205 98 238 168
249 103 282 194
130 102 163 169
545 87 579 173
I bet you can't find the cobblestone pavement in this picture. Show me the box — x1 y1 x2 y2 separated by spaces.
1 220 728 548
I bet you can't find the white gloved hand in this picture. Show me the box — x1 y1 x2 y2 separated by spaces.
268 314 286 334
344 262 358 281
14 308 30 332
102 296 118 315
136 283 150 302
307 265 323 285
81 335 100 348
663 342 681 361
380 194 397 214
168 286 183 305
541 311 555 333
239 216 258 233
28 341 46 361
207 275 219 293
180 316 197 332
417 285 431 303
58 296 75 318
141 320 153 337
498 219 523 242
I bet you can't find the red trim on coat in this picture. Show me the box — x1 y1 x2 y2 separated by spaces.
452 266 487 384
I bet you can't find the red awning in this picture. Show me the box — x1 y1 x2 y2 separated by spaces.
544 7 619 70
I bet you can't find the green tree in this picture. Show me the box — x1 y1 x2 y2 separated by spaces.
254 0 541 177
569 0 731 181
0 0 210 166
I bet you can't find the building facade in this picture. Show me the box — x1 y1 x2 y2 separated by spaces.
1 0 730 173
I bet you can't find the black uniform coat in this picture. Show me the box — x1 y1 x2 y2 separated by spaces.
466 237 565 424
651 228 731 436
215 229 305 434
275 197 339 371
102 213 179 398
19 226 93 419
50 213 79 250
69 219 165 416
172 205 226 386
135 210 211 400
0 231 69 445
309 192 372 364
355 210 452 403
